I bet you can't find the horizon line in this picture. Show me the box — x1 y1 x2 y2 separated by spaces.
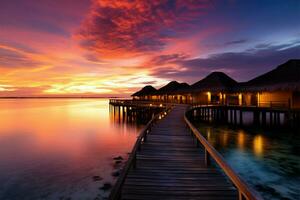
0 96 126 99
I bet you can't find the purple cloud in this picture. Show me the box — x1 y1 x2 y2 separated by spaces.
0 46 43 68
150 42 300 82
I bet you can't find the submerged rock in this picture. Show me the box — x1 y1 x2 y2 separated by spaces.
113 160 123 169
111 170 120 177
100 182 112 190
115 160 122 164
113 156 123 160
93 176 103 181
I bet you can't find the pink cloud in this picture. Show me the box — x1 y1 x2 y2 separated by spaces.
76 0 211 58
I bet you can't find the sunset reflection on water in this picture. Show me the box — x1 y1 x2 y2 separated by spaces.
0 98 141 200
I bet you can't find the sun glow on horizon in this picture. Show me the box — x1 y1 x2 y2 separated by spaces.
0 0 298 96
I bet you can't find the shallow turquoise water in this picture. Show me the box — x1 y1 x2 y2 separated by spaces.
195 122 300 200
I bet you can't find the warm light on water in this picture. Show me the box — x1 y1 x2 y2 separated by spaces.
0 99 142 200
253 135 264 156
237 131 245 150
196 123 300 200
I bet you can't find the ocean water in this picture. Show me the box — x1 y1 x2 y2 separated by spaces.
0 98 142 200
194 121 300 200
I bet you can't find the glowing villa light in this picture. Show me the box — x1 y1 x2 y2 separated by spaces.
159 104 162 107
150 104 152 106
207 130 211 140
207 91 211 103
238 93 242 106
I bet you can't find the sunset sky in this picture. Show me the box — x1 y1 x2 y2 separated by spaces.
0 0 299 97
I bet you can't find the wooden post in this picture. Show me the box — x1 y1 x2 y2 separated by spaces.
277 112 281 126
144 131 148 142
239 191 246 200
253 111 259 125
234 109 237 125
200 108 203 119
262 111 266 127
133 153 137 169
205 149 211 166
239 109 243 126
274 111 277 126
118 106 121 123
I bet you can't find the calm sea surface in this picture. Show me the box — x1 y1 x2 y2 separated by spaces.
195 122 300 200
0 98 141 200
1 99 299 200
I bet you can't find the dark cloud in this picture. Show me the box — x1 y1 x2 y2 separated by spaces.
0 47 42 68
151 43 300 82
141 81 157 85
77 0 211 57
150 53 189 65
83 53 103 62
0 0 91 36
0 40 41 54
224 39 248 45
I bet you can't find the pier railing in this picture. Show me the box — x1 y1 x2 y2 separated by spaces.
109 107 171 200
111 98 293 110
184 108 263 200
109 99 167 107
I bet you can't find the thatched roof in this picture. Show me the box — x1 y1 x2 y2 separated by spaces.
169 82 191 94
156 81 190 95
238 59 300 91
131 85 157 96
191 72 237 92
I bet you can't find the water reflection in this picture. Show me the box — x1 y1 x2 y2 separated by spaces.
195 121 300 200
253 135 264 156
0 99 143 200
237 131 245 150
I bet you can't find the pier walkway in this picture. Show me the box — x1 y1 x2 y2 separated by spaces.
120 106 237 200
110 105 252 200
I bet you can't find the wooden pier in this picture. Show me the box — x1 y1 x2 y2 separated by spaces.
190 105 300 130
109 100 165 124
109 102 261 200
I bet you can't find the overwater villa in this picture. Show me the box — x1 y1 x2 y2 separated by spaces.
237 59 300 108
189 72 237 105
156 81 190 104
132 85 157 101
132 59 300 108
